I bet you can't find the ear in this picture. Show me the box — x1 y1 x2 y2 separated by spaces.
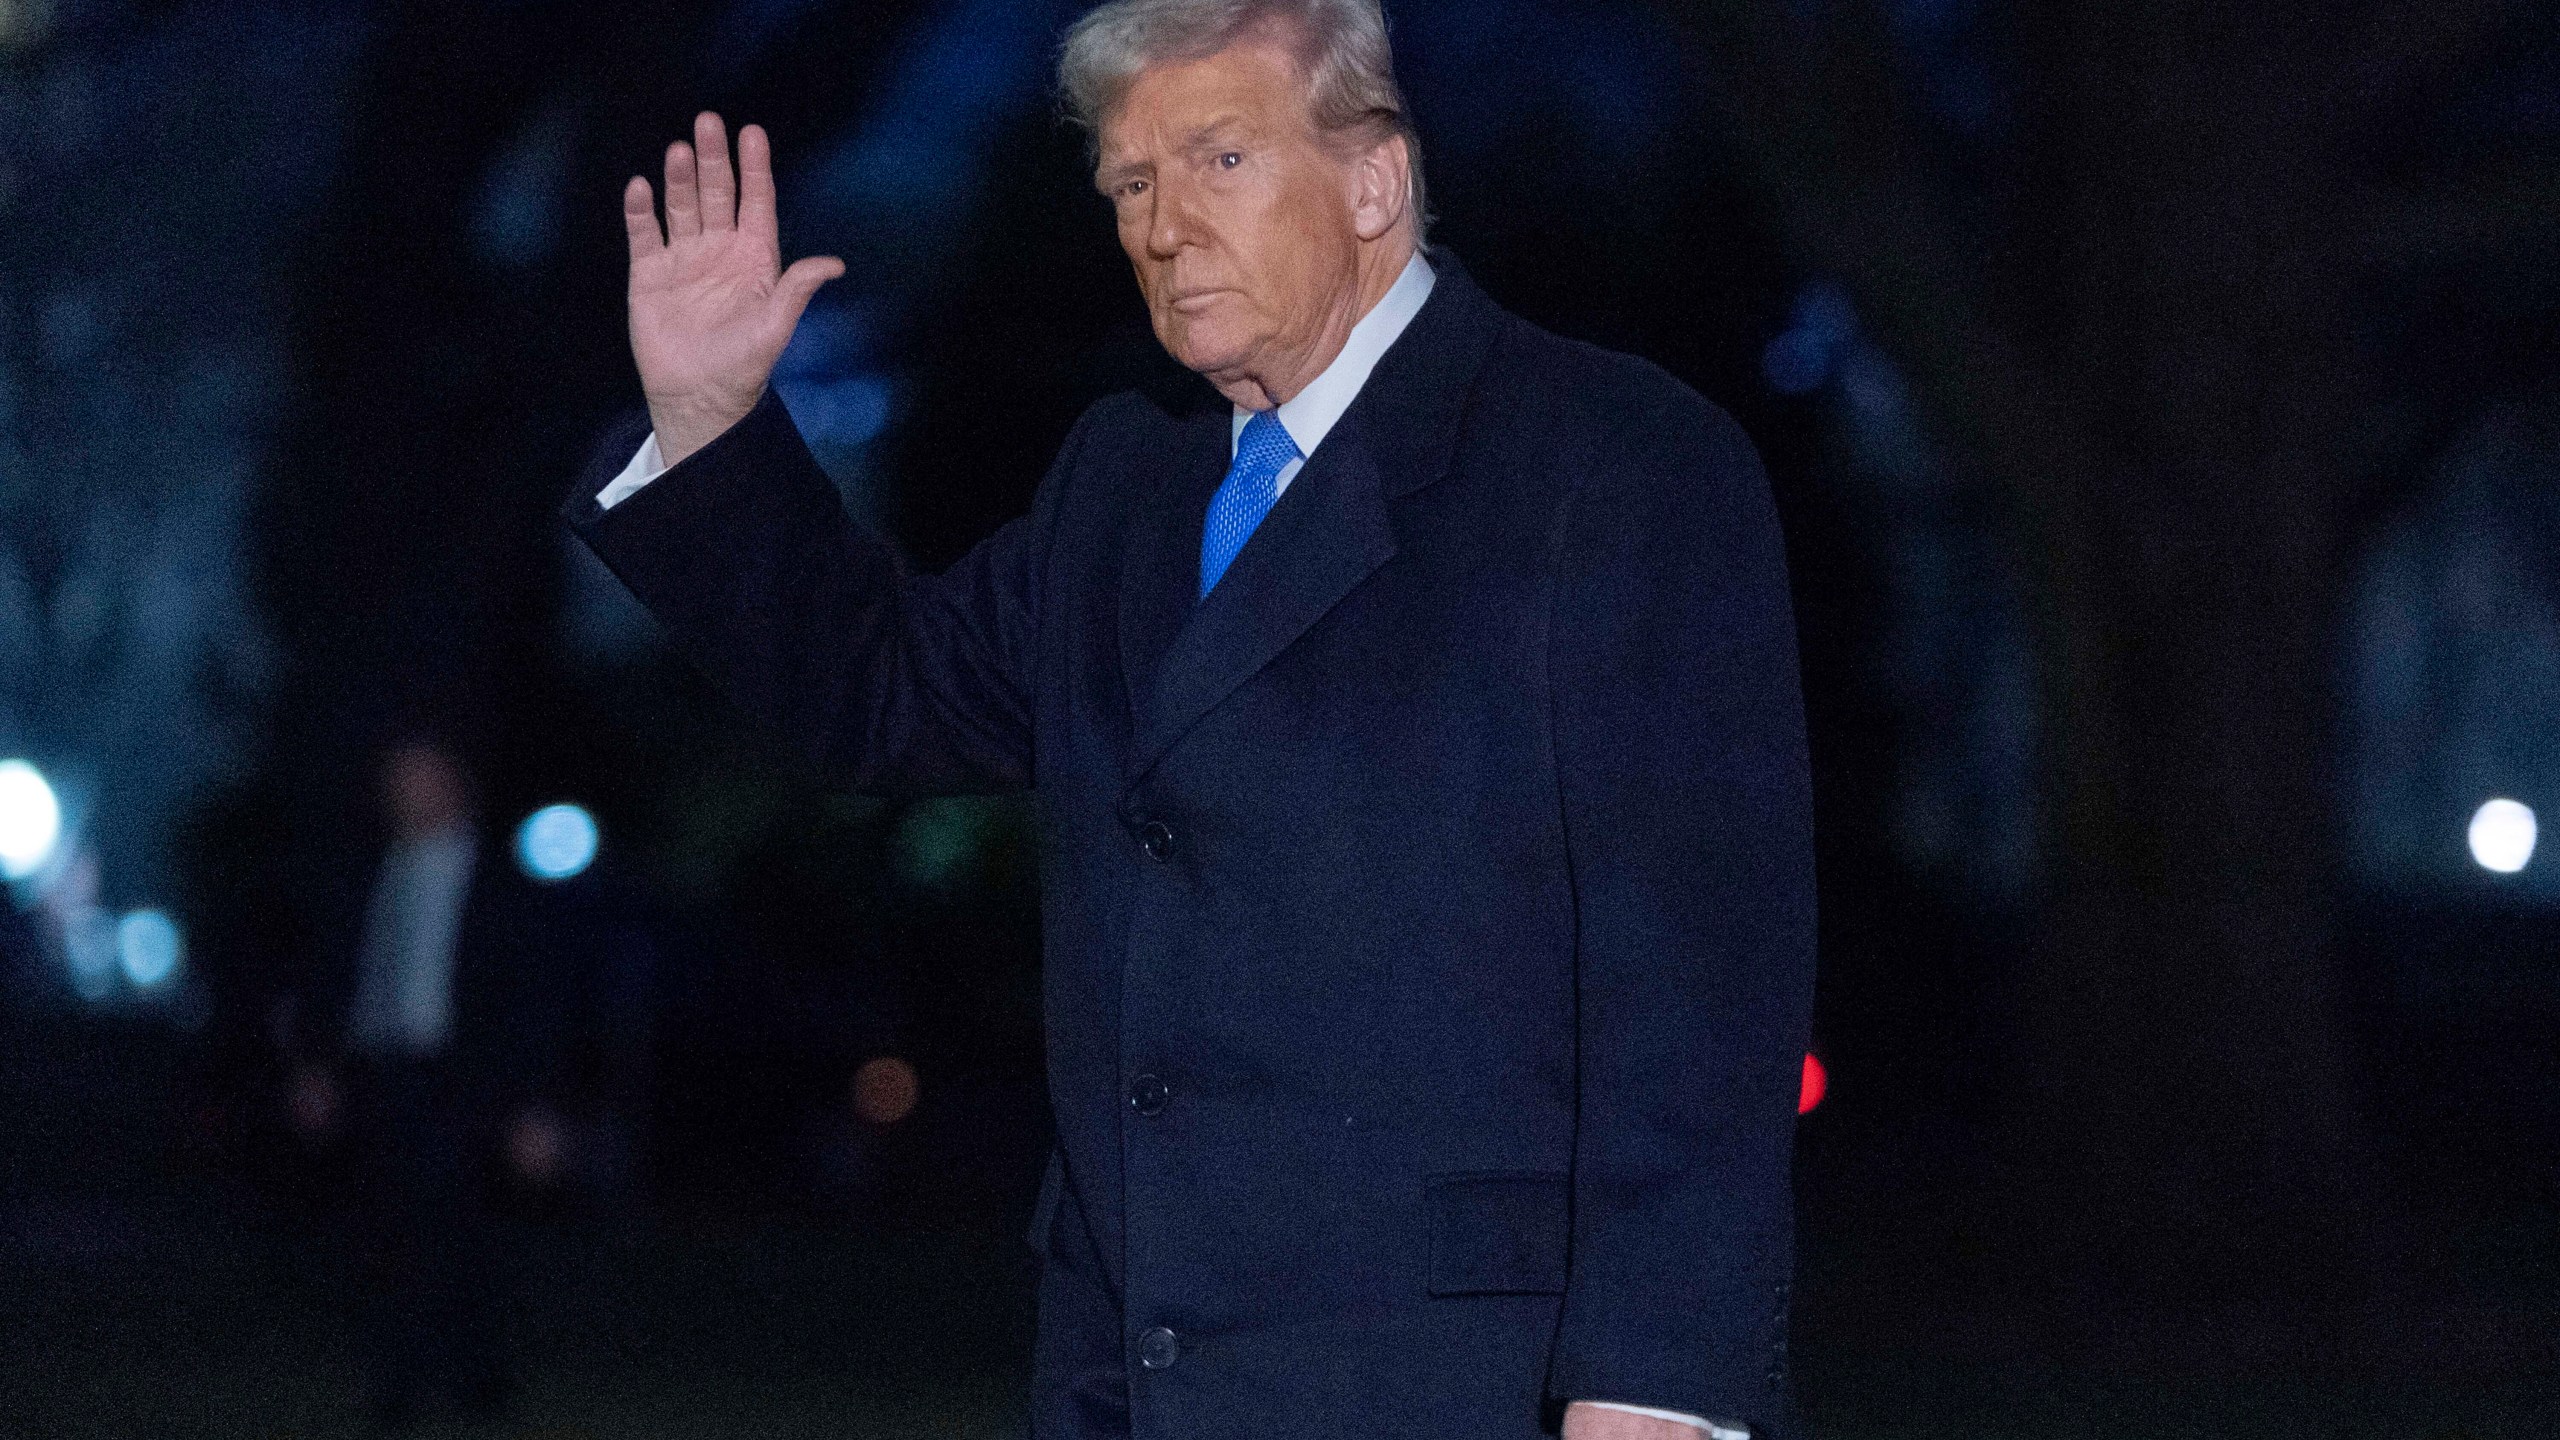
1348 132 1411 243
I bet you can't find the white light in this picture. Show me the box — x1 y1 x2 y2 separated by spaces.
516 803 598 882
2467 798 2537 874
116 909 183 988
0 759 62 880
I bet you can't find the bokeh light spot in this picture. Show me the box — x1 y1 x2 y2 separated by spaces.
0 759 62 880
1761 328 1831 395
1798 1052 1828 1115
853 1056 921 1127
115 908 183 988
2467 798 2537 874
515 803 598 882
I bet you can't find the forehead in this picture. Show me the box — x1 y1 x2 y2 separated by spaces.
1095 37 1311 160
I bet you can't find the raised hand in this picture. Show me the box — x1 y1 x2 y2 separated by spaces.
625 112 845 466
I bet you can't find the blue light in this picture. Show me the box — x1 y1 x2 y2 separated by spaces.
516 803 598 882
0 759 62 880
1761 328 1832 395
115 909 183 988
1790 280 1860 350
1763 280 1863 396
65 914 116 1002
468 98 575 271
775 374 895 451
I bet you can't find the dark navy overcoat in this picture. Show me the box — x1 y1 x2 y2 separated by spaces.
568 256 1815 1439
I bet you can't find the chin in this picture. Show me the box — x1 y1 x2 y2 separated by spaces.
1156 313 1260 384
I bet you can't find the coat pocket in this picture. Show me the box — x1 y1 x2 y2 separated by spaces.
1424 1170 1570 1296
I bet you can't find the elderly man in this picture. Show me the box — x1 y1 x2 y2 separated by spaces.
567 1 1813 1435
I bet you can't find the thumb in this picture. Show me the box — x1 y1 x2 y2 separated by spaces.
774 254 846 325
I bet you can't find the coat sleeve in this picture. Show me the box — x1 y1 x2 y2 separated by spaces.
564 389 1089 797
1542 383 1815 1435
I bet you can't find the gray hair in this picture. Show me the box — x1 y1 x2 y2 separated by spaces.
1058 0 1429 237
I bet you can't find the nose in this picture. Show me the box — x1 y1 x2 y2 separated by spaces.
1147 173 1200 260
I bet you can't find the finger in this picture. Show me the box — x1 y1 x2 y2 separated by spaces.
663 139 701 240
623 176 664 260
737 123 779 244
774 255 846 325
694 111 736 232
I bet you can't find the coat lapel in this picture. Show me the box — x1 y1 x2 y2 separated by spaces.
1116 400 1230 741
1113 251 1509 793
1125 424 1398 786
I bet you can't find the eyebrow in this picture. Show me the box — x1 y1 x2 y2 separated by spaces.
1182 116 1253 152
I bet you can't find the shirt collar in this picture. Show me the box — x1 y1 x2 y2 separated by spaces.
1233 251 1437 459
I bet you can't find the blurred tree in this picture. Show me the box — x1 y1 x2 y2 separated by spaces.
2347 406 2560 904
255 0 938 855
1680 0 2560 1301
0 4 360 930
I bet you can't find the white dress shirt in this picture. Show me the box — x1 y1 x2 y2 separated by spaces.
594 250 1745 1437
1228 250 1434 481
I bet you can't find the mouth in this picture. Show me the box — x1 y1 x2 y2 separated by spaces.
1168 288 1236 315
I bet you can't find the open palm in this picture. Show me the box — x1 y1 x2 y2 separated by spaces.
624 112 843 466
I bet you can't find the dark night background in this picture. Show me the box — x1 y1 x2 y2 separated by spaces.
4 0 2559 1435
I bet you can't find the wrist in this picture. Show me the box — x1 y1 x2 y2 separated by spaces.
645 389 760 468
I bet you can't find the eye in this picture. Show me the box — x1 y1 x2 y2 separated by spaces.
1218 151 1243 169
1120 179 1149 199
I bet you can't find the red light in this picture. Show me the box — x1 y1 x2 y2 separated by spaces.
1797 1052 1827 1115
853 1056 922 1126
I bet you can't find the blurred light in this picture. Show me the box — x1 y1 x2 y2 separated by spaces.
853 1056 921 1127
775 374 894 451
1763 279 1863 396
64 908 115 1002
468 97 575 271
1791 280 1859 350
2468 798 2537 874
515 803 598 882
1761 328 1831 395
115 908 182 988
773 300 873 380
0 759 62 880
1836 343 1914 421
1798 1052 1827 1115
0 0 58 53
893 796 997 892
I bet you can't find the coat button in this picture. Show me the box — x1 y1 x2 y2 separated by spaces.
1138 1325 1180 1370
1129 1074 1170 1116
1138 820 1174 860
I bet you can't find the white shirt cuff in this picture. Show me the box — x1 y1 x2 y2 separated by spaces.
1581 1401 1747 1439
595 431 668 511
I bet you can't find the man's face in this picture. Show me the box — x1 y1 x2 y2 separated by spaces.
1095 35 1368 403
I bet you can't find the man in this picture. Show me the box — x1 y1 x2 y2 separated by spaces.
568 1 1813 1435
286 739 627 1430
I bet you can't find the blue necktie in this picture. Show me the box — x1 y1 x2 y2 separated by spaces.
1199 410 1302 599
